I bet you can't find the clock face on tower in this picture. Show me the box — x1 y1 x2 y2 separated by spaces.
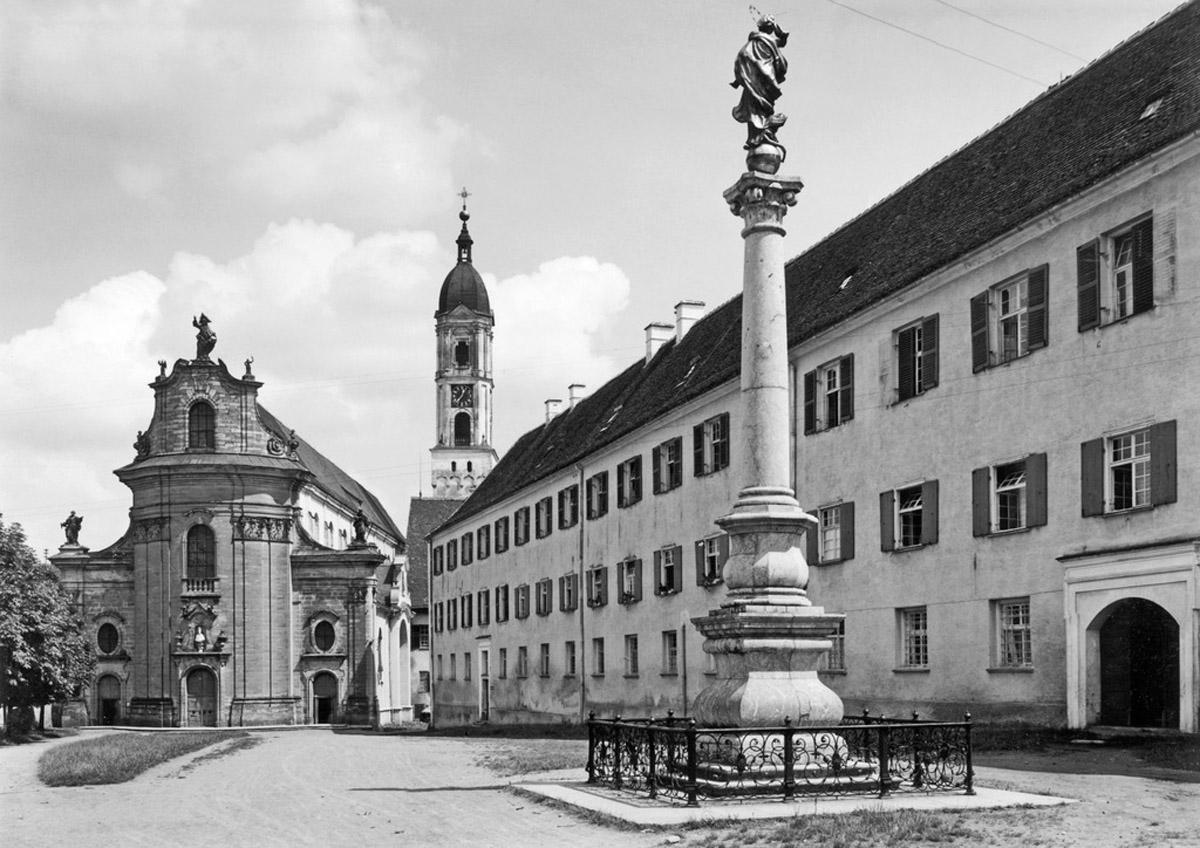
451 385 474 408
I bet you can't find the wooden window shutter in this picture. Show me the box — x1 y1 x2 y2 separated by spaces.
803 369 817 433
1150 420 1177 506
718 413 731 468
840 501 855 561
632 559 643 602
1026 452 1048 528
839 355 854 422
693 423 705 475
970 292 990 373
651 445 662 493
920 315 939 390
879 490 896 552
1027 265 1049 350
694 540 706 585
1080 438 1105 516
653 550 662 593
585 480 594 518
805 511 819 564
470 339 478 370
897 328 916 401
617 462 626 505
971 467 991 536
671 545 683 591
600 567 609 606
718 533 730 565
1132 216 1154 315
558 576 566 611
1076 240 1100 331
920 479 939 545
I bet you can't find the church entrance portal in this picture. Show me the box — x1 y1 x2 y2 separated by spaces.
186 668 217 727
312 672 338 724
97 675 121 725
1097 598 1179 728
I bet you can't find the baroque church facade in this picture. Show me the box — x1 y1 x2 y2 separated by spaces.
54 328 416 728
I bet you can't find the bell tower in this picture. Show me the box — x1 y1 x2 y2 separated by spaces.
431 190 498 498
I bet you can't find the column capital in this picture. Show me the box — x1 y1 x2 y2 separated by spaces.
724 172 804 236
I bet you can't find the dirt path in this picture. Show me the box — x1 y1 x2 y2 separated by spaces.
0 730 661 848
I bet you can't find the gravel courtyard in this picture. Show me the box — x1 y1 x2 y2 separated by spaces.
2 729 1200 847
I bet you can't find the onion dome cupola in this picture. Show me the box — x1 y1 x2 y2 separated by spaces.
436 199 492 318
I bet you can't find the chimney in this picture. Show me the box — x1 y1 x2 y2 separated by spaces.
644 322 673 363
544 398 563 422
568 383 588 409
674 300 706 343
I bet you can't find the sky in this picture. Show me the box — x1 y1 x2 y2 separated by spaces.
0 0 1185 557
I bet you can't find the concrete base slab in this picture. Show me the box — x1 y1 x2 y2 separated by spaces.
514 780 1073 826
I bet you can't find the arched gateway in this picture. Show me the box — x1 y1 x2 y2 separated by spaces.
1093 598 1180 728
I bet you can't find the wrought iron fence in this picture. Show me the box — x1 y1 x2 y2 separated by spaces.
586 709 974 806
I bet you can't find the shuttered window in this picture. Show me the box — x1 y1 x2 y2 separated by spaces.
803 355 854 433
805 503 855 564
653 545 684 595
880 481 938 550
1081 420 1176 515
1078 214 1154 331
693 413 730 475
896 316 938 401
973 267 1048 373
694 535 729 585
972 454 1048 536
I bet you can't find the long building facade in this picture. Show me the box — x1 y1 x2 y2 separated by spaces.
429 5 1200 731
54 338 416 728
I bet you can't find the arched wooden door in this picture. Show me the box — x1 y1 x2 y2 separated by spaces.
186 668 217 727
1098 598 1180 728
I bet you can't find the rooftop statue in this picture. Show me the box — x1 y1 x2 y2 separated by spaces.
193 313 216 362
731 15 790 172
61 510 83 546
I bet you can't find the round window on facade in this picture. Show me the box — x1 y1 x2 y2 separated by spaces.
97 622 120 655
314 620 336 652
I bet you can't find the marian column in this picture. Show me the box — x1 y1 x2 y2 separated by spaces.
692 16 844 727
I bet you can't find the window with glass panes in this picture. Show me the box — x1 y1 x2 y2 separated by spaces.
996 598 1032 667
994 461 1027 530
495 516 510 552
897 486 923 547
516 646 528 677
900 607 928 668
477 525 490 559
661 630 678 675
558 485 579 529
538 643 550 677
997 277 1028 362
623 634 639 676
592 637 605 675
819 619 846 671
495 584 510 621
1110 429 1150 510
498 647 507 678
586 471 609 519
564 641 576 676
819 506 841 562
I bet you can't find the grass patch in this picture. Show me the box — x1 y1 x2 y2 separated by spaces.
969 722 1084 752
38 730 250 786
683 807 1010 848
473 738 588 776
1139 737 1200 771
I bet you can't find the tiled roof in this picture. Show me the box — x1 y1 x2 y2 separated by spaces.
405 497 463 607
436 1 1200 535
257 404 405 543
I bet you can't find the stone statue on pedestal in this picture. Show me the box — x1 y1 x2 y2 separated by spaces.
351 509 369 547
192 313 217 362
61 511 83 546
731 15 791 172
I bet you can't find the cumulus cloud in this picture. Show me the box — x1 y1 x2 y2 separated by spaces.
4 0 461 226
0 221 632 558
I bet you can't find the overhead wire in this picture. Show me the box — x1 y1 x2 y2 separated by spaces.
822 0 1052 88
928 0 1088 62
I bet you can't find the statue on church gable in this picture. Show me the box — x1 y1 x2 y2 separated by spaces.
61 511 83 546
351 509 370 547
731 15 790 172
192 313 217 363
133 430 151 461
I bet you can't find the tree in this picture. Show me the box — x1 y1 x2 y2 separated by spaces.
0 517 94 735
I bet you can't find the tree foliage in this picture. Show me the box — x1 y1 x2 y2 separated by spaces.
0 517 94 730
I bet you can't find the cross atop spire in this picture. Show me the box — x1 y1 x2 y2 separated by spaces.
456 187 473 263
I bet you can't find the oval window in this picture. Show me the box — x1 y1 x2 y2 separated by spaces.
97 623 120 654
314 620 335 652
